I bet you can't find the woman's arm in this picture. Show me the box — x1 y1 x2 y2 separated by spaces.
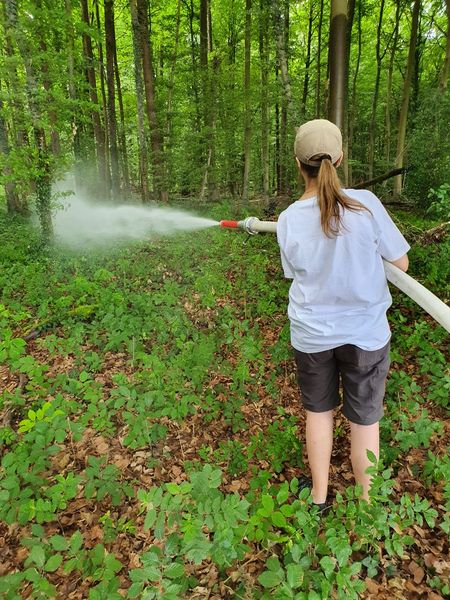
388 253 409 272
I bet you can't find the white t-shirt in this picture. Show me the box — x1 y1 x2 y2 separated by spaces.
276 189 410 353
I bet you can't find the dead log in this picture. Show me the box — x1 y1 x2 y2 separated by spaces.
354 167 409 189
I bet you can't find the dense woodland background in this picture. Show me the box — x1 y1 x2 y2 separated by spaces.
1 0 450 232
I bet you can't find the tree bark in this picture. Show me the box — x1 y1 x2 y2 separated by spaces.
113 43 130 190
241 0 252 204
0 83 21 214
130 0 149 201
328 0 348 130
316 0 324 117
439 0 450 92
166 0 182 140
301 1 314 117
348 0 361 185
272 0 293 113
104 0 121 197
259 0 270 203
137 0 168 202
394 0 420 196
367 0 385 181
199 0 217 201
385 0 400 167
80 0 108 194
5 0 53 237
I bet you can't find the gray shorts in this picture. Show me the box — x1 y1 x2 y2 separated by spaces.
293 342 390 426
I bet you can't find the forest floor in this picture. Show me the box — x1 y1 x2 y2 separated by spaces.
0 203 449 600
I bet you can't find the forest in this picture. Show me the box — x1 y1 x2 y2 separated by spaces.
1 0 450 599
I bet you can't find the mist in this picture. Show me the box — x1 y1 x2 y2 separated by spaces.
52 190 218 249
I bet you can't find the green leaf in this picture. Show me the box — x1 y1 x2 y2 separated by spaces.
70 530 83 554
286 563 304 588
258 569 283 588
164 562 185 579
271 511 287 527
144 508 157 530
45 554 63 572
49 535 68 552
319 555 335 579
29 545 46 568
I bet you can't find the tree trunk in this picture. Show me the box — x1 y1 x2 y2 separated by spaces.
166 0 182 140
342 0 355 185
130 0 149 201
199 0 217 201
104 0 121 197
187 0 201 131
241 0 252 204
114 43 130 191
259 0 270 204
5 0 52 237
439 0 450 92
328 0 348 130
0 84 21 214
316 0 324 117
36 0 61 157
95 0 111 195
301 1 314 117
272 0 293 113
275 78 281 194
80 0 108 194
137 0 168 202
348 0 361 185
385 0 400 167
65 0 84 192
367 0 385 181
393 0 420 196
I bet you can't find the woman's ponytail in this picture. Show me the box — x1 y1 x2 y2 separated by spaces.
302 156 370 237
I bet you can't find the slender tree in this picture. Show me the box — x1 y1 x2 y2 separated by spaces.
316 0 325 117
328 0 348 129
259 0 270 204
241 0 252 204
385 0 401 167
302 1 314 118
394 0 420 195
367 0 385 181
104 0 121 197
130 0 149 201
5 0 53 237
348 0 361 185
137 0 168 202
80 0 108 194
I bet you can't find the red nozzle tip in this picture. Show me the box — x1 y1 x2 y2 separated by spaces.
220 220 239 229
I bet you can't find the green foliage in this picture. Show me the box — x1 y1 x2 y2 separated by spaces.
0 207 448 597
427 184 450 220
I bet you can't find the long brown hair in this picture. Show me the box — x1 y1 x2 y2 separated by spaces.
301 156 370 237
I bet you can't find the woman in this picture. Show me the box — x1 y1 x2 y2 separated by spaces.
277 119 409 508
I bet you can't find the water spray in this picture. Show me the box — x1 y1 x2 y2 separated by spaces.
220 217 450 333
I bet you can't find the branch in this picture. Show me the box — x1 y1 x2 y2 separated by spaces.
353 167 409 189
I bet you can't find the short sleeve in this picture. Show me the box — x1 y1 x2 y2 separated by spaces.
277 212 295 279
371 196 411 261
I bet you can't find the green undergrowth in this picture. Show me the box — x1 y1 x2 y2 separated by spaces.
0 204 449 599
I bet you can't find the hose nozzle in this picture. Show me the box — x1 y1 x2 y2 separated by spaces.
220 217 277 235
220 217 261 234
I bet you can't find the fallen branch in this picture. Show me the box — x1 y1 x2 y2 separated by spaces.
354 167 409 189
418 221 449 245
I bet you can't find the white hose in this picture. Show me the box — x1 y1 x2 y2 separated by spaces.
240 217 450 333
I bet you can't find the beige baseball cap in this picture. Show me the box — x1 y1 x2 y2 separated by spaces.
294 119 342 166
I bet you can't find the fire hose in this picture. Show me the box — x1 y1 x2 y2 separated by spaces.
220 217 450 333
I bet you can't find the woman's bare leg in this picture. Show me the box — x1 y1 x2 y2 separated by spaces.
350 421 379 501
305 409 334 504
